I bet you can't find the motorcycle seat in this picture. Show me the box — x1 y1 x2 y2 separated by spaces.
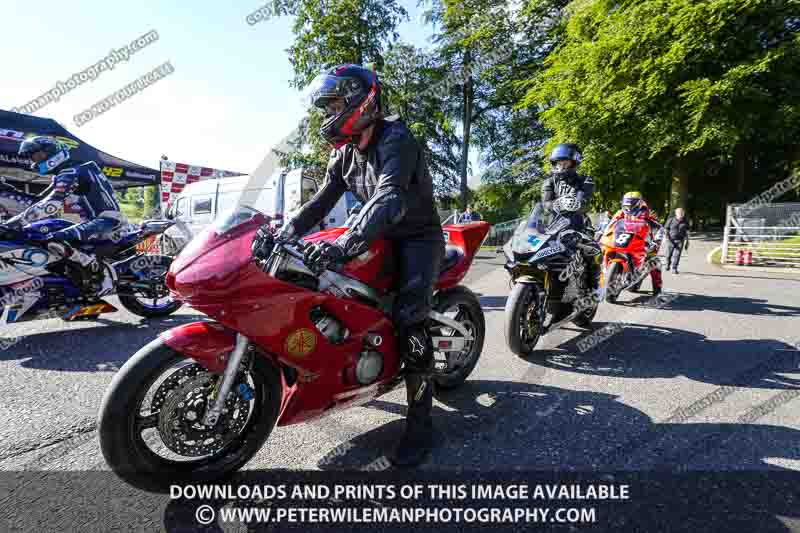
440 245 462 274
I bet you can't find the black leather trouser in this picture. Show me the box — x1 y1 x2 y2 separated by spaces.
391 237 445 355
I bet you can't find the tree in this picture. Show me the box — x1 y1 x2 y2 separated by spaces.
471 181 533 223
380 43 462 198
525 0 800 218
421 0 573 206
273 0 409 178
142 185 160 218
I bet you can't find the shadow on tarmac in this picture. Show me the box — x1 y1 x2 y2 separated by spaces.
0 313 207 371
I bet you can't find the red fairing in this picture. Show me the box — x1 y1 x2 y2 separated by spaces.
438 222 491 289
161 321 236 374
600 215 650 272
160 321 298 424
303 227 394 291
302 222 491 291
163 218 486 428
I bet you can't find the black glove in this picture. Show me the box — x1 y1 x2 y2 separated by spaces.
684 239 689 250
251 225 275 262
303 241 345 274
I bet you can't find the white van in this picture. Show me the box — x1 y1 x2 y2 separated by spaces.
161 168 357 253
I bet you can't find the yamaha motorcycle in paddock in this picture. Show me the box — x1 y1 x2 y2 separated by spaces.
0 219 182 323
98 207 489 491
503 200 602 356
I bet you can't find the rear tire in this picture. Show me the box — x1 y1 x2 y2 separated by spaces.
118 254 183 318
98 338 282 492
431 286 485 390
504 282 542 356
119 294 182 318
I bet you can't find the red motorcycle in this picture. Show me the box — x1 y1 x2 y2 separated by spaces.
98 207 489 491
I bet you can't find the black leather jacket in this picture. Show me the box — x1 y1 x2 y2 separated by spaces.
289 116 443 258
541 169 595 212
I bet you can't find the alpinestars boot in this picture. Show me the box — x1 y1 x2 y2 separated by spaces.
391 372 434 467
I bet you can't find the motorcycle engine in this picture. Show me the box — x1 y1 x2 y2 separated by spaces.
355 349 384 385
310 307 349 344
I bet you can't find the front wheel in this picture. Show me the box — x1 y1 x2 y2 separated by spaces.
604 262 621 304
504 282 542 356
98 338 282 492
430 286 486 390
572 300 598 328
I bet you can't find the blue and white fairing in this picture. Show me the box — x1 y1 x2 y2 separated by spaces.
504 202 569 261
0 243 56 285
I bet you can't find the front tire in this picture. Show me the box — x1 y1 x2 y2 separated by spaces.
604 263 621 304
504 282 542 356
98 338 282 492
572 302 598 328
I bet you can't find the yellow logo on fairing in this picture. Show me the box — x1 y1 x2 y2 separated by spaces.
285 328 317 358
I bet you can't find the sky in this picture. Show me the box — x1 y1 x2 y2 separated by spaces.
1 0 480 181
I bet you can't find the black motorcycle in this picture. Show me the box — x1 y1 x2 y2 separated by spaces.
503 201 602 356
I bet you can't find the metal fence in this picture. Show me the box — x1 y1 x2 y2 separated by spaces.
482 217 525 248
479 211 610 250
722 202 800 268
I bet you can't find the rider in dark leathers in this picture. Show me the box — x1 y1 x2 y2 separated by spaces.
252 64 444 467
7 136 125 296
539 143 598 321
541 143 594 229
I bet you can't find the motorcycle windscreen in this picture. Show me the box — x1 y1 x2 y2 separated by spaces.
508 202 557 255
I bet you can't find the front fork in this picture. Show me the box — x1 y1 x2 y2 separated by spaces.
202 333 250 427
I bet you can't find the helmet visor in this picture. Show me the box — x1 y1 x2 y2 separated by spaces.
18 139 42 158
300 73 358 111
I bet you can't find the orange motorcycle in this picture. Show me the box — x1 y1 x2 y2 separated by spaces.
599 215 662 303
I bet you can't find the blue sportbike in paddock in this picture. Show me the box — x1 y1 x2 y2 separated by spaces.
0 218 182 324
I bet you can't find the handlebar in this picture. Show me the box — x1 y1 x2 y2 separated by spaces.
268 238 341 277
277 239 307 262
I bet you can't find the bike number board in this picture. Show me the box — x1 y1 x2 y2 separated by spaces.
615 232 634 247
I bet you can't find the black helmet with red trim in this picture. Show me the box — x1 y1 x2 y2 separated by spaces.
302 64 382 148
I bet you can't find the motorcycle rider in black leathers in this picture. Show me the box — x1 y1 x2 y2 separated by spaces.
540 143 599 322
6 136 125 297
251 64 445 467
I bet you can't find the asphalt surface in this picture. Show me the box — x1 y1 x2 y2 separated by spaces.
1 237 799 531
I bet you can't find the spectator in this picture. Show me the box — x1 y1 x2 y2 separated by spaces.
458 205 482 224
664 207 690 274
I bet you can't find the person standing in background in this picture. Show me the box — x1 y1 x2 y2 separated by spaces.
458 205 482 223
664 207 690 274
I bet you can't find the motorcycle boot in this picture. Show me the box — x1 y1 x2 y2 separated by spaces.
48 241 104 298
392 325 435 468
650 268 663 298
